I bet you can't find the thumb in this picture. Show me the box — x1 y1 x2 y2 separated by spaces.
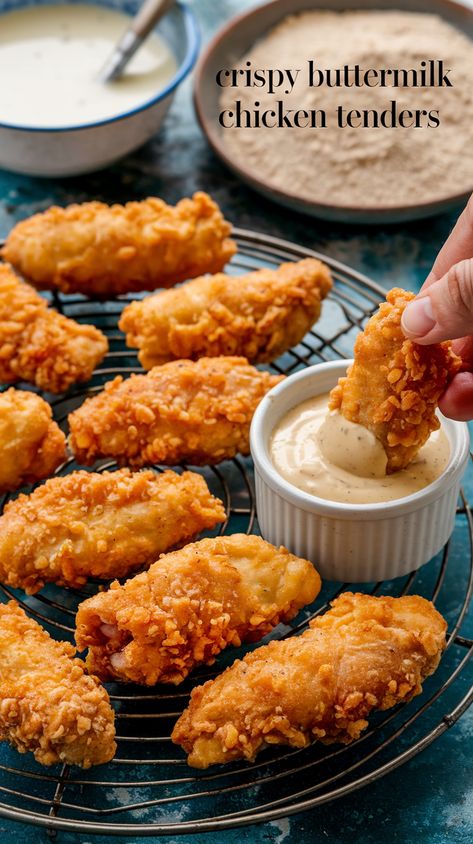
401 259 473 344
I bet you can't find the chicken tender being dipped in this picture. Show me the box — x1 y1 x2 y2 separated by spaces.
329 288 460 473
68 357 283 468
119 258 333 369
0 601 116 768
3 192 236 297
172 592 447 768
0 388 66 493
75 535 321 686
0 469 225 594
0 264 108 393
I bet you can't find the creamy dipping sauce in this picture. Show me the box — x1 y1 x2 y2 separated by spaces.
270 393 450 505
0 4 177 127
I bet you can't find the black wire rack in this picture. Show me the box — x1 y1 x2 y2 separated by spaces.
0 228 472 837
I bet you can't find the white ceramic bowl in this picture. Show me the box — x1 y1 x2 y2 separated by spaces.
250 360 470 582
0 0 199 177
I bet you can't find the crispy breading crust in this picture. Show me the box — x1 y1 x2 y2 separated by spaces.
119 258 333 369
75 535 321 686
329 288 461 472
3 192 236 297
68 357 283 467
0 264 108 393
172 592 447 768
0 601 116 768
0 469 225 594
0 387 66 493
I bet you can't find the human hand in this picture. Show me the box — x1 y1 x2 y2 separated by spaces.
401 197 473 421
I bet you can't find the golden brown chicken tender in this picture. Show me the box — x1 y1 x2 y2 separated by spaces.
172 592 446 768
0 469 225 594
68 357 283 468
329 288 461 473
3 192 236 297
75 534 321 686
0 264 108 393
0 387 66 493
0 601 116 768
119 258 333 369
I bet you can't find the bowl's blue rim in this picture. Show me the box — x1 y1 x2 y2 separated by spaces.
0 0 200 133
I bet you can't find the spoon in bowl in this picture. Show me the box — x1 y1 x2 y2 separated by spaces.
99 0 175 83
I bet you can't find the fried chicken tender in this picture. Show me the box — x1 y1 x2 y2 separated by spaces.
119 258 333 369
172 592 446 768
0 264 108 393
68 357 283 467
329 288 461 473
0 469 225 594
75 535 321 686
3 192 236 297
0 388 66 493
0 601 116 768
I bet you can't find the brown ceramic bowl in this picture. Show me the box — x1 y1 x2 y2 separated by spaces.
194 0 473 224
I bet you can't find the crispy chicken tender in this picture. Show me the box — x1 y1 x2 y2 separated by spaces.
119 259 333 369
0 469 225 594
0 601 116 768
3 192 236 297
0 264 108 393
329 288 461 473
68 357 283 467
172 592 447 768
0 388 66 493
75 535 321 686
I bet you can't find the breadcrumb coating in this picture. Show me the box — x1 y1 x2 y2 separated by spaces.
68 357 283 467
3 192 236 297
0 469 225 594
0 601 116 768
0 264 108 393
75 534 321 686
0 387 66 493
172 592 447 768
119 258 333 369
329 288 461 472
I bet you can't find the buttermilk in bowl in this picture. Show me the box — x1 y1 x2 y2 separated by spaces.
0 3 177 127
270 393 450 505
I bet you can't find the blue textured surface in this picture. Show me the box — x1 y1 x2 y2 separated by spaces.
0 1 472 842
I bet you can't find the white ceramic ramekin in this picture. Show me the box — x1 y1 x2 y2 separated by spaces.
250 360 470 582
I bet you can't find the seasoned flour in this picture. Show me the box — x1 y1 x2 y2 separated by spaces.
220 11 473 208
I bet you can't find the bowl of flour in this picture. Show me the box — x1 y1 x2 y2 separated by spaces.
194 0 473 223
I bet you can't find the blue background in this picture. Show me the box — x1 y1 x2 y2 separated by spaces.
0 1 472 842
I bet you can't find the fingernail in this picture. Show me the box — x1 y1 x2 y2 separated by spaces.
402 297 436 338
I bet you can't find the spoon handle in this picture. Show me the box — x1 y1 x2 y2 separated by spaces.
132 0 175 37
100 0 175 83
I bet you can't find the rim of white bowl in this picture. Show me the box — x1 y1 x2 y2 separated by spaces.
250 359 470 520
0 1 200 133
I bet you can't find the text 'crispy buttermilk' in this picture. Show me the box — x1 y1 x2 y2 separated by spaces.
68 357 283 467
75 535 321 686
329 288 460 472
172 592 446 767
0 601 116 768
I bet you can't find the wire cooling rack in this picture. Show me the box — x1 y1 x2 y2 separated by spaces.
0 229 472 837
